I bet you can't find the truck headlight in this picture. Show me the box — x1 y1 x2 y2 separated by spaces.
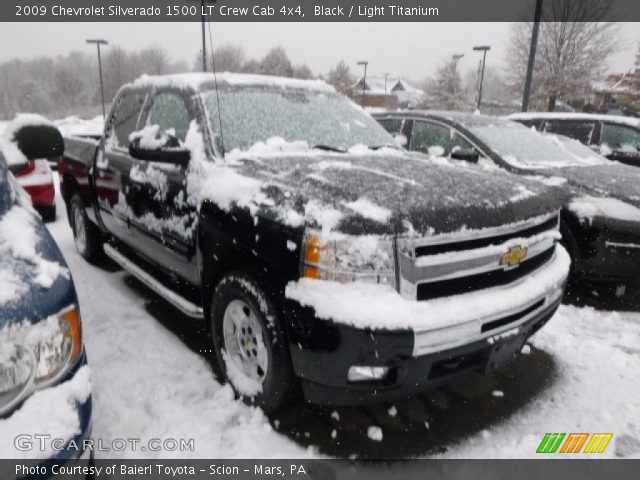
301 230 396 288
0 305 82 415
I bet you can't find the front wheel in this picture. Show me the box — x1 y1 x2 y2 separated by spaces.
211 272 299 414
70 194 103 261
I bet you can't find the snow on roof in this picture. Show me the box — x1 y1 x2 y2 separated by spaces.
592 71 640 95
355 76 422 96
131 72 335 93
508 112 640 129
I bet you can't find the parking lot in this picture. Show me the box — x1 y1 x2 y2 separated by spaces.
45 175 640 459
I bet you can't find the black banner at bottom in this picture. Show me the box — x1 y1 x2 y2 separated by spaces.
3 459 640 480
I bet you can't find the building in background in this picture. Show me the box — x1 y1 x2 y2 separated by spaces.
352 76 423 108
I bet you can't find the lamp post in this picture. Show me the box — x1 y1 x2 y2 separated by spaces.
384 72 389 94
357 61 368 107
473 45 490 110
201 0 207 72
522 0 543 111
86 39 108 120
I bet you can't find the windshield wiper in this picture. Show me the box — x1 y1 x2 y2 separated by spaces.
312 144 347 153
369 144 402 151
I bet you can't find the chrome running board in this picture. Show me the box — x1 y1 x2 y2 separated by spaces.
104 243 204 319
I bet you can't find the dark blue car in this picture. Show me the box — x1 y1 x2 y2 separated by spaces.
0 122 92 468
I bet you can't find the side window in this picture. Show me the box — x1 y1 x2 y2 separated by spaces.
600 123 640 151
108 92 147 148
147 93 190 142
410 121 473 156
377 118 404 134
544 120 596 145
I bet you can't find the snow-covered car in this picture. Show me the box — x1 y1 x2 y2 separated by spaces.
0 133 92 463
508 112 640 169
1 115 63 222
59 73 568 413
374 111 640 292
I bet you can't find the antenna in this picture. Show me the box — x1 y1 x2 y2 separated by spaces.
207 12 225 157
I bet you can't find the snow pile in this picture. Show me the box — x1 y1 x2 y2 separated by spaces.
0 134 27 167
343 198 391 223
286 246 569 330
569 196 640 224
2 113 54 141
55 116 104 138
226 137 309 159
0 366 91 459
0 205 68 304
132 72 335 94
129 125 176 150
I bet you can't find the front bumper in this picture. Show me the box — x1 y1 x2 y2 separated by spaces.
285 246 569 406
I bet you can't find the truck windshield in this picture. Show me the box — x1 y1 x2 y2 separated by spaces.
470 124 602 169
202 87 395 153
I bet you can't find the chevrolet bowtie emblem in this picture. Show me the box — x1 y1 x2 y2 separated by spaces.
500 246 528 267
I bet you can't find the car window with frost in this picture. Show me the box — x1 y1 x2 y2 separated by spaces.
109 91 147 148
147 93 190 142
203 87 394 152
601 123 640 152
470 124 592 168
411 121 472 156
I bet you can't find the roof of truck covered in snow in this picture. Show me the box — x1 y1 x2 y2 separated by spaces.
128 72 336 94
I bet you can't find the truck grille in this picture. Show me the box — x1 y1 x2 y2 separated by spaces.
397 212 560 301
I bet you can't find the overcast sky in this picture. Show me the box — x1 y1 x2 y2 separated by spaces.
0 22 638 81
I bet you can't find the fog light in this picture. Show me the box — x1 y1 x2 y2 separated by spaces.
347 366 389 382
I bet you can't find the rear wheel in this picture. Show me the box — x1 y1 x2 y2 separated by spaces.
70 194 103 261
211 272 299 414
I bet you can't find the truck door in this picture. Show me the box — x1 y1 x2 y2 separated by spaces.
126 90 198 283
95 89 147 245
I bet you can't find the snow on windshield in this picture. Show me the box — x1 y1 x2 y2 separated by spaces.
470 124 598 169
202 87 394 153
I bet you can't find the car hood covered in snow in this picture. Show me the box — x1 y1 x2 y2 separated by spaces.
223 150 566 236
537 163 640 208
0 160 75 327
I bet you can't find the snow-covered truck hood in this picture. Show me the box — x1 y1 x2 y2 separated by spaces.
0 175 74 326
218 150 566 236
537 163 640 209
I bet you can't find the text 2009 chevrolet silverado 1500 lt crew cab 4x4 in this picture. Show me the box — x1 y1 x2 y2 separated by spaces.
58 73 569 413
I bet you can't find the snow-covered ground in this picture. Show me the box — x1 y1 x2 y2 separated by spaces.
41 174 640 459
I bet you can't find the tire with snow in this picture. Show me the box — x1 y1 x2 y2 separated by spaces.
210 272 298 414
70 194 103 261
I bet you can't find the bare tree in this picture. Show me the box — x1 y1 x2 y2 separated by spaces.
292 63 313 79
139 46 169 75
505 0 619 111
259 47 293 77
326 60 355 95
419 56 467 110
636 42 640 71
213 44 246 72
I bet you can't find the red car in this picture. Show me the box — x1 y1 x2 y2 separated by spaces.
2 115 60 222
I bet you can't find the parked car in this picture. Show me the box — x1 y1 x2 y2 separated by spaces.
0 124 92 464
59 73 568 412
1 115 62 222
508 112 640 168
374 110 640 293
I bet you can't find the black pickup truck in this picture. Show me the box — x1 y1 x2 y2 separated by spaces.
59 73 569 412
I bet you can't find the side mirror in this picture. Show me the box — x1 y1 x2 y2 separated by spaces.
393 134 408 147
451 148 479 163
11 124 64 160
128 136 190 166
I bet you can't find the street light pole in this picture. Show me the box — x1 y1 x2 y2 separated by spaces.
384 72 389 94
201 0 207 72
357 61 368 107
473 45 491 110
86 39 108 120
522 0 543 112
